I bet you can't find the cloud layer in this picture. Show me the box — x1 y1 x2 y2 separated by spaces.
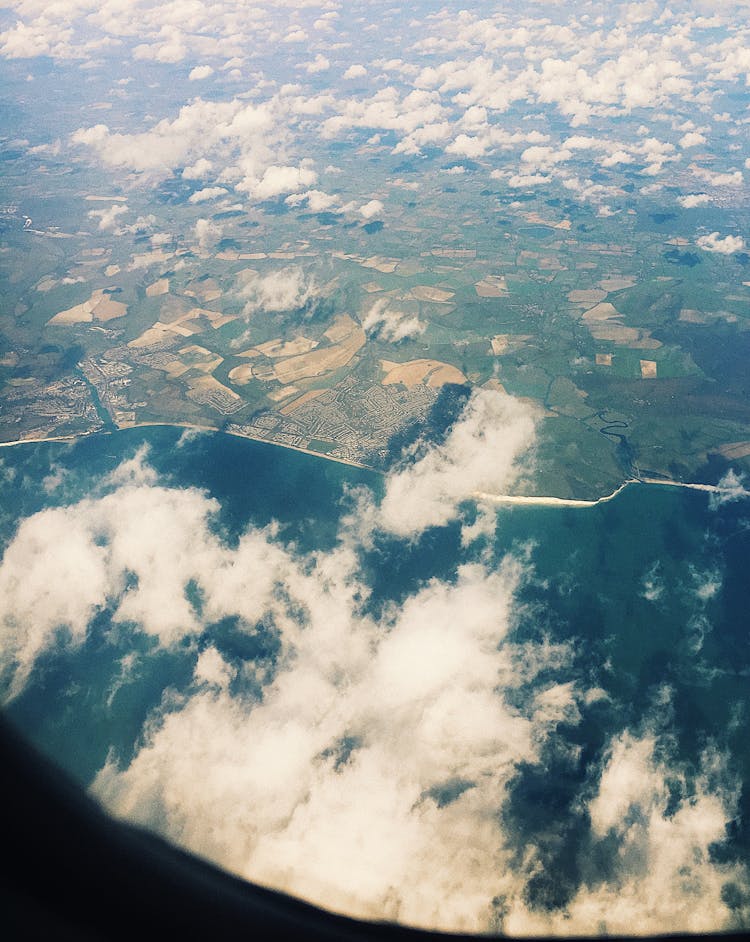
9 1 744 217
1 396 748 934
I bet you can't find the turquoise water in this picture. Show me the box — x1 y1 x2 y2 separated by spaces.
1 427 749 922
0 428 382 778
3 426 747 772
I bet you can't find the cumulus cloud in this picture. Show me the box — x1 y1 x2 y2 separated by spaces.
320 87 447 143
284 189 340 212
531 728 749 937
193 218 222 253
520 145 572 172
696 232 746 255
0 478 221 697
362 299 425 342
0 451 571 931
2 445 747 935
507 172 550 188
445 133 489 158
678 193 710 208
283 28 307 44
379 389 537 537
244 164 318 200
91 545 557 933
188 65 214 81
51 3 750 217
691 166 744 188
358 199 384 219
182 158 213 180
343 64 367 80
709 469 749 509
679 131 707 148
188 186 228 203
71 97 280 189
87 203 128 231
238 266 321 317
305 54 330 74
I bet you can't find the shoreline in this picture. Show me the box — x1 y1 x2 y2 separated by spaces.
475 477 749 509
1 425 747 505
474 480 632 508
0 422 378 474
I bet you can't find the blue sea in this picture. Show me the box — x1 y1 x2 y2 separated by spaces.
1 427 748 932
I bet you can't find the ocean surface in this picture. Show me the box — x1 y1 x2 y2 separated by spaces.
1 427 749 931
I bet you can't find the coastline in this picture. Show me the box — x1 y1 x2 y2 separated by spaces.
475 477 749 509
474 480 633 508
0 422 377 474
1 425 747 505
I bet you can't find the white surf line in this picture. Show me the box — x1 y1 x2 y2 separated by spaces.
639 476 750 498
473 480 633 508
474 478 750 508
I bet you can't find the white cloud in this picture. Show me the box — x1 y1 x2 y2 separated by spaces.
507 172 550 188
691 166 744 188
0 505 111 696
238 266 320 317
53 4 750 216
343 64 367 79
91 545 560 933
530 730 747 937
0 451 570 931
2 435 748 934
678 193 710 208
362 299 425 342
709 469 749 509
690 566 722 603
87 203 128 231
305 54 330 74
0 478 221 697
194 217 222 252
133 26 187 64
194 646 234 690
696 232 746 255
72 97 280 189
321 87 447 142
244 164 318 200
379 388 537 537
520 144 572 171
188 65 214 81
445 133 489 158
72 100 242 175
599 149 633 168
104 444 158 489
188 186 228 203
182 157 213 180
393 121 453 155
285 189 340 212
358 199 384 219
679 130 706 148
